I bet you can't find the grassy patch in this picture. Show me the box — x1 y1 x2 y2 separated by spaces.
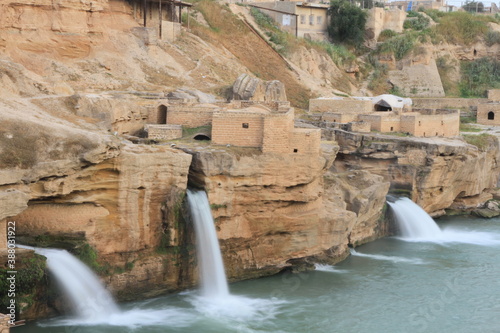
182 125 212 138
433 12 488 45
459 123 482 132
376 32 419 60
436 56 460 96
73 243 110 275
463 133 496 150
459 57 500 97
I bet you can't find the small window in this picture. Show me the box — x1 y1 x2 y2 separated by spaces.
300 15 306 24
317 16 322 25
436 132 438 136
488 111 495 120
309 15 314 25
293 149 298 153
390 126 394 131
242 123 249 128
418 121 421 126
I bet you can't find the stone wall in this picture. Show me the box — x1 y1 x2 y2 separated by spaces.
322 113 359 123
262 111 294 153
161 21 181 42
146 124 182 140
346 121 371 133
401 112 459 137
477 103 500 126
366 7 406 41
412 98 486 110
289 128 321 154
359 114 401 132
166 106 219 128
212 112 264 147
310 99 373 113
488 89 500 102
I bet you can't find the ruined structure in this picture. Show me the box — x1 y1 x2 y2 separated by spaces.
147 99 321 154
477 90 500 126
365 7 406 41
310 95 460 137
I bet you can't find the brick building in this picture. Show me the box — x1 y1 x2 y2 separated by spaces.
477 90 500 126
310 95 460 137
147 100 321 154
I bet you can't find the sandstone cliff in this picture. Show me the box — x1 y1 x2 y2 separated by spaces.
332 130 500 215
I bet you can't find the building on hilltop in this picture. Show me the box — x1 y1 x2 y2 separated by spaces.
477 90 500 126
147 99 321 154
309 95 460 137
250 1 330 40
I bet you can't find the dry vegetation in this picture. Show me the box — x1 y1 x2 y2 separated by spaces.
187 0 312 108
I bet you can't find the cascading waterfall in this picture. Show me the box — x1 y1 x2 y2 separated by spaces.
17 245 119 320
186 189 230 298
387 196 500 245
387 197 442 240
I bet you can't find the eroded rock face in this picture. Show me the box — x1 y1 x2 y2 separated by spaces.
333 130 500 214
183 143 390 279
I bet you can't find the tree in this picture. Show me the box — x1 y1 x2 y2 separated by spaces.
328 0 368 47
463 1 484 12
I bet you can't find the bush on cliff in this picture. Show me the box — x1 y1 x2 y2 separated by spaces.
328 0 367 47
459 57 500 97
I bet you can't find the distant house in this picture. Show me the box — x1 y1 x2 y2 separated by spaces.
251 1 330 40
477 90 500 126
127 0 193 41
309 95 461 137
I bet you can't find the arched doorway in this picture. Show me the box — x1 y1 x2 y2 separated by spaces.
488 111 495 120
157 105 167 124
193 134 211 141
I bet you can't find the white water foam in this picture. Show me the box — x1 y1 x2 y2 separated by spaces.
350 248 424 264
314 264 349 273
18 245 119 320
388 197 500 246
19 245 197 328
186 189 286 325
38 307 195 328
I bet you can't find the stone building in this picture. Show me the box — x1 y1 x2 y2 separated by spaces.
477 90 500 126
309 95 460 137
148 100 321 154
365 7 406 41
251 1 329 40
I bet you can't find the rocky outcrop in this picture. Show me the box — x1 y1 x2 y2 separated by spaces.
333 130 500 214
231 74 287 102
182 142 390 278
323 170 391 246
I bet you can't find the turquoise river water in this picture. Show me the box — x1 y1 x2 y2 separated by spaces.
15 216 500 333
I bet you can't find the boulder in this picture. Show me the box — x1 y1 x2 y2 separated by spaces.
231 74 287 102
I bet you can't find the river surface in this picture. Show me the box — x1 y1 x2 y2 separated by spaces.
15 216 500 333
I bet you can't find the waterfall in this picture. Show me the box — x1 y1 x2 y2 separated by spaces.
387 197 443 240
186 189 230 298
18 245 119 320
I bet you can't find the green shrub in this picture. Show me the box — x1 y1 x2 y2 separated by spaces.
434 12 488 45
459 57 500 97
485 30 500 46
378 29 397 42
377 32 418 60
424 9 445 22
328 0 368 47
463 133 495 150
404 12 430 30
